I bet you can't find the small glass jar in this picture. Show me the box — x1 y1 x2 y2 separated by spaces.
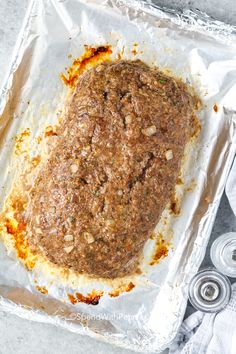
188 268 231 312
210 232 236 277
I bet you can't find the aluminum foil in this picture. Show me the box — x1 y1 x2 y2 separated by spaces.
0 0 236 352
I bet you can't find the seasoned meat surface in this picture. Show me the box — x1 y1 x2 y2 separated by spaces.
26 60 199 278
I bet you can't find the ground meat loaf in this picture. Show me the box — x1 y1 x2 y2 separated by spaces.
26 60 199 278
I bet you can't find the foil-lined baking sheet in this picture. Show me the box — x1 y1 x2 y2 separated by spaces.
0 0 236 352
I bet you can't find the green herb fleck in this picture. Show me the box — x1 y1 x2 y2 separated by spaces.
69 216 76 223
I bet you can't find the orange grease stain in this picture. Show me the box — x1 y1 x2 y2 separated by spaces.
67 290 104 305
4 217 35 270
170 196 181 215
176 177 184 185
213 103 219 112
14 128 30 155
131 43 138 56
36 136 42 144
44 126 58 137
117 53 122 60
149 237 169 266
61 46 112 88
108 282 135 297
36 285 48 295
67 293 77 305
31 156 41 167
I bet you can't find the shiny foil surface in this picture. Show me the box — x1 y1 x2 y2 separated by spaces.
0 0 236 352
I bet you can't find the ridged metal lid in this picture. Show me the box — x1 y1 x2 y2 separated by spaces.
188 268 231 312
210 233 236 277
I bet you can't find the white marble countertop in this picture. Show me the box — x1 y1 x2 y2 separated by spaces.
0 1 235 353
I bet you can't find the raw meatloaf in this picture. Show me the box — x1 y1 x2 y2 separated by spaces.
26 60 199 278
